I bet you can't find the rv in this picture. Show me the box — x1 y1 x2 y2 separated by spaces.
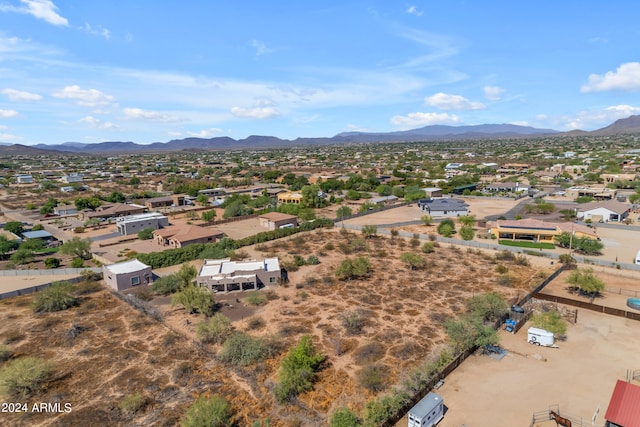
527 327 554 347
407 392 444 427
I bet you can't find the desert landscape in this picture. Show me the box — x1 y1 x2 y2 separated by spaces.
0 226 547 426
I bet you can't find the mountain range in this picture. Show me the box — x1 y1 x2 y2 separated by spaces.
3 115 640 155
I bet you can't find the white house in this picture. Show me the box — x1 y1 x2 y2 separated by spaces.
197 258 281 292
577 200 631 223
407 392 444 427
16 174 33 184
60 174 83 183
116 212 169 235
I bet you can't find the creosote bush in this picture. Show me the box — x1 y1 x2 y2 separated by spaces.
0 357 54 397
119 392 147 414
196 313 233 344
181 394 232 427
32 281 78 313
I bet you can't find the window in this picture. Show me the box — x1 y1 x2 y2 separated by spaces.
269 277 277 283
131 276 140 286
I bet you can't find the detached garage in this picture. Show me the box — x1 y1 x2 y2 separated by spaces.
102 260 152 291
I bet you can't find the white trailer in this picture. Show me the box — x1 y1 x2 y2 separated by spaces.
527 327 554 347
407 392 444 427
635 249 640 264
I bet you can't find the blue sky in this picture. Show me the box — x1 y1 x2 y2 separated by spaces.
1 1 640 145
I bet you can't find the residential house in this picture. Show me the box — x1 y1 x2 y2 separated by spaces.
16 174 33 184
81 203 147 220
258 212 299 230
604 379 640 427
577 200 631 223
566 186 617 201
115 212 169 235
417 198 469 217
601 173 637 184
532 170 560 183
277 191 303 205
60 186 75 193
21 230 54 243
196 257 281 292
484 182 528 193
370 195 399 206
103 260 153 291
144 194 186 209
487 218 598 242
53 204 77 216
60 174 83 183
422 187 443 198
153 225 224 248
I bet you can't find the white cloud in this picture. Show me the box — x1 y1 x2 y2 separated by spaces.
424 92 485 111
0 109 19 118
0 125 7 130
78 115 117 129
540 104 640 131
2 88 42 101
251 39 272 56
406 5 423 16
390 112 461 129
0 132 20 141
186 128 224 138
0 0 68 26
52 85 115 107
122 107 180 122
483 85 505 101
231 99 280 119
581 62 640 93
81 23 111 40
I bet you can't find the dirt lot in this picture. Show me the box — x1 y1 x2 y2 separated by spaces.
395 265 640 427
0 227 549 426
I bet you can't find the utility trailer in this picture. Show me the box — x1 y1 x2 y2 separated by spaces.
527 327 555 347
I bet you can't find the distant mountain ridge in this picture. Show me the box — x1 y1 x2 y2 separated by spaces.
1 115 639 155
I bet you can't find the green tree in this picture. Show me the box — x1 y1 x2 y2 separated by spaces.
274 335 324 403
0 235 18 256
459 225 475 241
437 219 456 237
345 189 361 200
465 292 508 323
20 238 44 252
84 218 101 228
566 267 605 297
420 215 433 226
59 237 92 260
39 198 58 215
352 256 372 278
176 263 198 288
201 210 217 224
196 313 233 344
171 286 215 315
375 184 392 196
3 221 24 236
138 228 154 240
196 194 210 206
399 252 426 270
361 224 377 239
445 316 499 352
151 274 181 295
10 249 33 265
531 311 567 336
330 407 359 427
301 184 326 208
336 205 352 220
74 196 102 211
219 332 273 366
181 395 232 427
223 200 252 218
32 281 78 313
458 215 476 227
106 191 126 203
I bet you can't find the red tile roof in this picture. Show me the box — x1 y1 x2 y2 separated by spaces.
605 380 640 427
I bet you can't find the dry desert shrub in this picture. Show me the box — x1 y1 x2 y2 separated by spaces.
354 342 385 365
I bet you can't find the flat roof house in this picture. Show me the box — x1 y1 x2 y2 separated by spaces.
197 257 281 293
53 204 77 216
116 212 169 235
103 260 152 291
16 174 33 184
259 212 299 230
277 191 303 205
